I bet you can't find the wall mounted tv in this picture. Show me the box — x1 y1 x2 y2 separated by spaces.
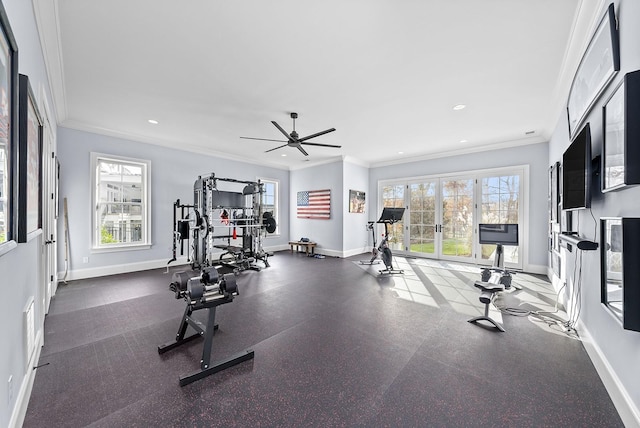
562 122 592 210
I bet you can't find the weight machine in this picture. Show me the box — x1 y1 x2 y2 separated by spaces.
360 207 405 275
468 223 519 332
158 266 254 386
167 173 277 273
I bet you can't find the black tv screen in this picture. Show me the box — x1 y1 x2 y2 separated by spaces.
562 122 591 210
478 224 519 246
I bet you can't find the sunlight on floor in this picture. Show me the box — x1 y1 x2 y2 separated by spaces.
353 256 573 333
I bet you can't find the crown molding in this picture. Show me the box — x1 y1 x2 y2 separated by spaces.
60 120 290 170
32 0 67 123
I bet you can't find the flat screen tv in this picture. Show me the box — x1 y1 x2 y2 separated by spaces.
478 224 519 246
562 122 592 210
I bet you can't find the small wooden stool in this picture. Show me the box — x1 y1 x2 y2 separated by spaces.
289 241 316 255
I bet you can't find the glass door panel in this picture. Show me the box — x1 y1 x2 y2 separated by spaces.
441 178 474 260
409 181 437 256
479 174 521 267
381 184 405 251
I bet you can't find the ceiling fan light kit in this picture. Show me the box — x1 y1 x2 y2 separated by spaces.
240 112 340 156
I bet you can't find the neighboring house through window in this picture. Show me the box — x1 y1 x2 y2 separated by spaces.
91 153 151 250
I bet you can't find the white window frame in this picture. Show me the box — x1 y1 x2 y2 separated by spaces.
91 152 151 251
259 177 280 236
377 164 529 270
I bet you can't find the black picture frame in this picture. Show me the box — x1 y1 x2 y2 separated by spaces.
17 74 43 242
549 162 560 223
0 0 18 246
601 217 640 332
567 3 620 138
348 189 365 213
602 70 640 192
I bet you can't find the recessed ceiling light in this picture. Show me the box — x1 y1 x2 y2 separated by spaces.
148 119 159 124
281 154 287 157
452 104 466 111
398 151 404 154
460 139 468 143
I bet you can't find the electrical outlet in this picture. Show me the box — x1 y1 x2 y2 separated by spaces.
8 375 13 404
82 256 89 263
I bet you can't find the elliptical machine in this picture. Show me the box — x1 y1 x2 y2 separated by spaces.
361 207 405 275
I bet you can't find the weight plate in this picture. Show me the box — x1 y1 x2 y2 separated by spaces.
187 278 204 299
172 271 191 292
264 217 277 233
223 273 238 294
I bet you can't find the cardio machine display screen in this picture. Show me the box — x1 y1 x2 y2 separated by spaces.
478 224 519 246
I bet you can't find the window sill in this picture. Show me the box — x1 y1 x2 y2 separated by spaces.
92 243 152 254
0 240 18 257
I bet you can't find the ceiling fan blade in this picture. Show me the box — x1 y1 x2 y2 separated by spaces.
295 144 309 156
265 144 289 153
297 128 336 142
240 136 288 143
271 121 294 141
300 141 342 148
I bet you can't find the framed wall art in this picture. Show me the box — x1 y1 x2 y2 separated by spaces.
549 162 560 223
602 70 640 192
17 74 43 242
567 3 620 137
601 217 640 331
0 0 18 246
348 189 365 213
297 189 331 219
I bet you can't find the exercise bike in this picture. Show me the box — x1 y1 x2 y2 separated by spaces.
468 223 519 332
360 207 405 275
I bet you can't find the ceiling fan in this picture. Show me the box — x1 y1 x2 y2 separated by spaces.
240 112 340 156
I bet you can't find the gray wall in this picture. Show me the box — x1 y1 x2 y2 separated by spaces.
343 160 370 254
0 0 56 426
368 142 550 270
57 127 290 277
289 161 344 254
548 0 640 418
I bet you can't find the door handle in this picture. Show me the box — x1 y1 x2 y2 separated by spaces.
45 240 56 245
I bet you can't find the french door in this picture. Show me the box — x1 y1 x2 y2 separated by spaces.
380 167 524 269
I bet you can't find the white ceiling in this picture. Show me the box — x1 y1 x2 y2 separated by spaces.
34 0 603 169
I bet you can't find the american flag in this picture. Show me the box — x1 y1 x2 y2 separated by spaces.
297 189 331 219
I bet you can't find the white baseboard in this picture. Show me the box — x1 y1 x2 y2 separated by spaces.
523 262 547 275
313 248 344 258
57 247 293 281
578 323 640 428
10 329 44 428
58 256 191 281
343 247 369 258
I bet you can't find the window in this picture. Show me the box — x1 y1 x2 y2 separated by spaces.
379 166 525 269
260 178 279 235
0 147 7 244
479 172 521 265
92 153 150 250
